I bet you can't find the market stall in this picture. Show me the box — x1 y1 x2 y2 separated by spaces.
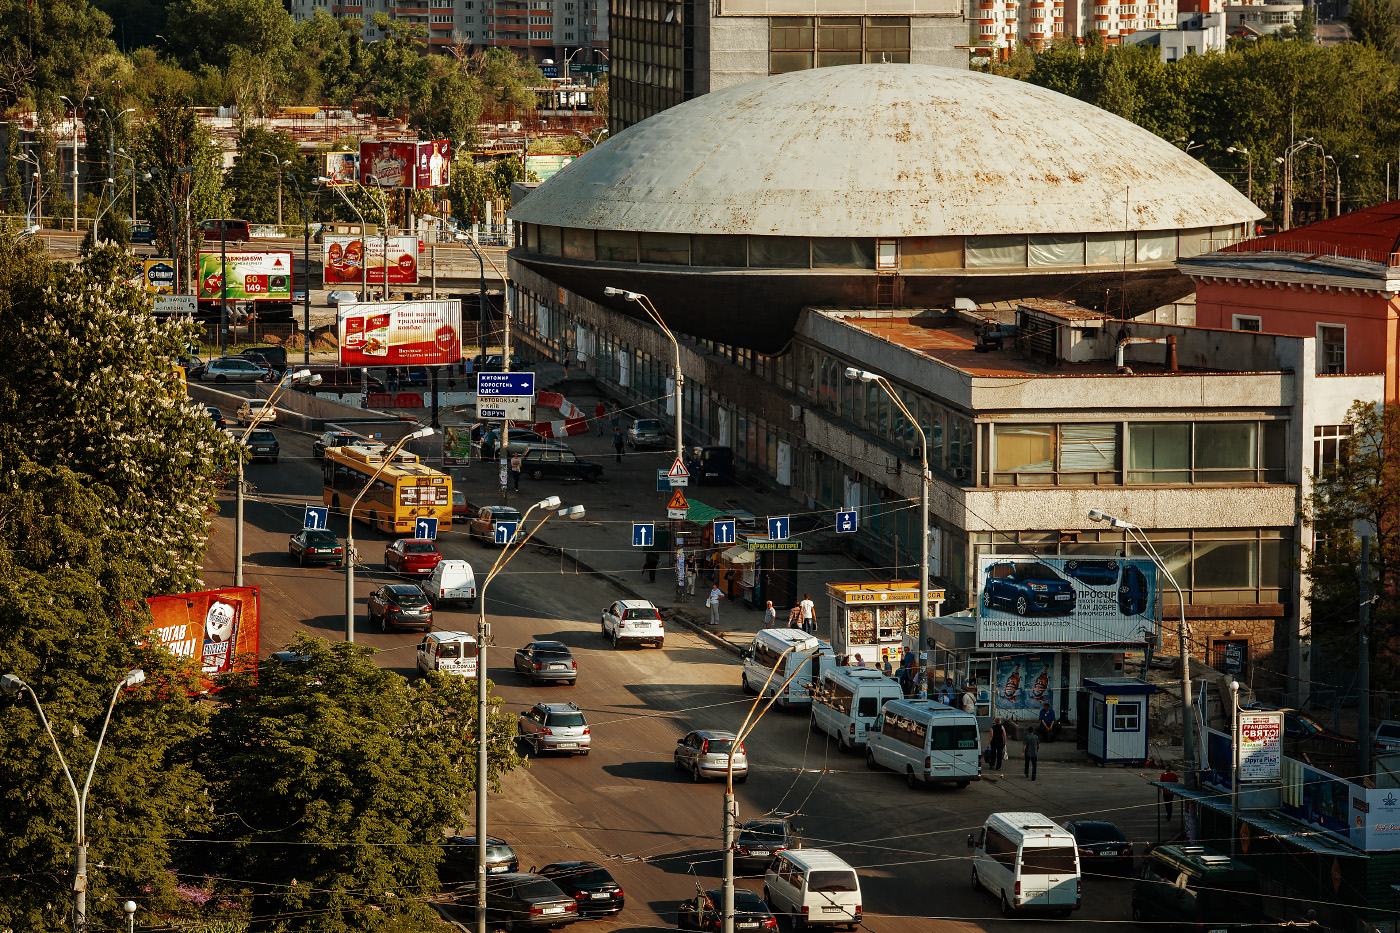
825 582 944 669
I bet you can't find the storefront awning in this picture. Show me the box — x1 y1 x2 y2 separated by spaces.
722 545 757 564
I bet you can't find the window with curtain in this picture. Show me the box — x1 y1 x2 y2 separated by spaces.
749 237 809 268
691 234 748 267
1028 233 1085 267
812 238 875 268
1086 232 1128 266
966 234 1028 268
993 423 1116 485
1127 423 1189 483
1194 422 1256 481
1060 423 1117 482
994 424 1054 481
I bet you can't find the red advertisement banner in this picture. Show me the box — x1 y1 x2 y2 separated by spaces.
338 300 462 367
323 235 421 286
145 587 260 693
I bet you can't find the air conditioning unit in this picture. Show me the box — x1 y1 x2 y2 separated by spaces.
885 455 900 475
790 404 803 421
952 466 969 480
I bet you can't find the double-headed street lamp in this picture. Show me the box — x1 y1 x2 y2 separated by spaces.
2 667 147 931
845 367 931 654
1226 146 1252 203
603 287 684 470
1327 153 1359 217
286 172 316 366
1088 509 1195 786
475 496 584 933
261 150 290 228
1274 137 1314 230
343 426 436 643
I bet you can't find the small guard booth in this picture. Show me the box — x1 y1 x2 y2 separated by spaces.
1083 677 1155 766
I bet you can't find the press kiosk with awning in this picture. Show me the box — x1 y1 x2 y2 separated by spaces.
825 582 945 669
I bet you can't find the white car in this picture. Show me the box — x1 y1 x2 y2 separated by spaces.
601 598 665 649
236 399 276 425
200 358 269 384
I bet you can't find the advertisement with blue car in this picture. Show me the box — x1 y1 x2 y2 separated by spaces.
976 556 1158 648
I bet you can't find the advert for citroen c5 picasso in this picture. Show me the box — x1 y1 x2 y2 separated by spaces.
976 555 1158 649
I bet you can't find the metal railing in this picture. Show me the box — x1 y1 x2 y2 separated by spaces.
1220 236 1400 267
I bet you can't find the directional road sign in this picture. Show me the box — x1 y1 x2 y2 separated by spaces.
768 516 790 541
666 489 690 520
656 469 671 492
668 457 689 487
494 521 519 545
303 506 329 530
713 519 736 546
836 510 858 534
415 517 439 540
633 523 655 547
476 372 536 421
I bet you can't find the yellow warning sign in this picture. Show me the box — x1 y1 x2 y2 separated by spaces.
667 489 689 511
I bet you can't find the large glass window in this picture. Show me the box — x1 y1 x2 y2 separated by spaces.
994 423 1117 485
1128 421 1284 484
639 232 689 265
537 225 562 257
691 234 747 267
1086 232 1128 265
1127 422 1190 483
966 234 1027 268
1194 422 1256 481
1029 233 1085 266
562 227 595 260
901 236 963 269
749 237 809 268
812 238 875 269
596 230 638 263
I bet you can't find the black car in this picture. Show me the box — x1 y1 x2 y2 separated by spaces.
1118 564 1150 615
242 428 280 463
205 406 226 430
367 583 432 632
520 446 603 482
314 430 363 459
535 862 624 917
734 817 800 875
677 887 776 932
455 873 579 929
513 641 578 685
130 221 155 245
440 835 520 889
1064 820 1134 877
237 345 288 373
684 446 735 484
288 529 343 566
471 353 527 373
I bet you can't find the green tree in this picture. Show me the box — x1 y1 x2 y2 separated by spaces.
163 0 294 70
1304 401 1400 686
4 121 20 214
229 126 300 225
447 156 497 223
469 47 546 117
133 90 228 280
1296 6 1316 42
288 10 361 107
195 635 525 932
0 0 116 111
1349 0 1397 53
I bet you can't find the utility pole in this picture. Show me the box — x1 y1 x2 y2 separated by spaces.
1359 534 1372 781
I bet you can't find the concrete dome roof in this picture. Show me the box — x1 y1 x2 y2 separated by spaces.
511 64 1262 237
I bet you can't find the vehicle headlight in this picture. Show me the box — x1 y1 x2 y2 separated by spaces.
1027 583 1047 591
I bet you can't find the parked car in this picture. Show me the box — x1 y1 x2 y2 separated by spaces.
601 599 665 649
684 445 735 484
1063 820 1134 878
130 221 155 245
1063 559 1119 586
288 529 343 566
674 729 747 783
518 701 591 756
514 641 578 685
1118 563 1150 616
1131 844 1263 930
384 538 443 575
678 887 775 932
470 352 527 373
1375 720 1400 756
455 873 579 930
470 424 567 457
313 430 363 460
367 583 433 632
238 345 288 373
469 505 523 544
627 418 668 450
327 290 359 307
982 561 1076 616
439 835 521 889
291 366 385 393
205 406 226 430
236 399 276 426
534 862 625 918
199 218 251 242
241 428 280 462
734 817 801 875
521 446 603 482
199 357 269 384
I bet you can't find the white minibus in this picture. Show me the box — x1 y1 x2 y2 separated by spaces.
969 811 1081 917
811 667 904 753
864 698 980 789
740 629 832 708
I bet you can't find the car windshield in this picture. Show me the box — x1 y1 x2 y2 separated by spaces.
740 823 786 842
516 880 562 900
485 844 515 860
1072 824 1125 844
625 608 661 621
548 712 586 727
438 642 477 659
536 646 572 658
305 531 338 546
733 890 766 910
808 870 858 893
1020 846 1077 874
1020 563 1063 581
404 541 438 554
1379 723 1400 739
453 491 466 505
250 431 276 442
392 591 428 607
563 867 612 884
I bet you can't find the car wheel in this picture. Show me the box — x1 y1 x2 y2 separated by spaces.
955 780 970 789
970 866 980 892
215 375 228 384
866 748 879 770
655 639 664 648
691 763 703 783
1014 595 1030 616
601 620 609 638
810 715 821 735
1131 901 1142 924
380 614 389 633
906 766 921 790
674 752 683 771
1000 894 1015 918
837 733 850 755
612 632 620 649
532 469 545 480
742 672 754 695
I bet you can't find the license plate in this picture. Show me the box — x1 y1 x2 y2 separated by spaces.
822 907 845 914
549 664 566 670
590 893 610 899
1208 929 1228 933
544 907 565 915
489 864 509 873
556 742 578 748
749 850 769 857
1055 594 1072 600
739 924 758 928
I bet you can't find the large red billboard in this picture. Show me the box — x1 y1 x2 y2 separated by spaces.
323 235 421 286
145 587 260 692
337 300 462 367
358 140 450 189
416 140 451 188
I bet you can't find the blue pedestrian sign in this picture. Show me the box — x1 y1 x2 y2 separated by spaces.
656 469 671 492
415 517 439 540
494 521 519 545
836 510 858 534
768 516 790 541
303 506 329 530
713 519 736 546
633 523 655 548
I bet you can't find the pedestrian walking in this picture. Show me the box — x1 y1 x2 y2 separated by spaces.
595 401 607 436
881 656 894 678
764 600 777 628
707 584 723 626
481 429 496 464
799 592 816 634
643 549 659 583
988 718 1007 771
685 554 698 595
938 678 954 705
1022 730 1040 781
610 407 621 435
853 653 866 668
510 451 523 491
562 354 571 379
1159 763 1179 820
612 427 625 463
960 684 978 715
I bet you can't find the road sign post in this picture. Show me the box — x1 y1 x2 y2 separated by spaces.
633 523 655 547
304 506 329 530
415 517 439 540
836 510 857 534
767 516 790 541
713 519 736 546
494 521 519 545
666 489 689 521
476 372 536 421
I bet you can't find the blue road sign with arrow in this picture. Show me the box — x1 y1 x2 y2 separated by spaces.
494 521 519 545
836 510 858 534
415 517 439 540
633 523 655 547
713 519 736 546
304 506 329 530
768 516 790 541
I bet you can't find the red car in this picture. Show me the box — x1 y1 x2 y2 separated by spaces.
384 538 443 575
452 489 469 520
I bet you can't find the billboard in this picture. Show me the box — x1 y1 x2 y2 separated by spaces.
358 140 450 188
975 556 1158 648
338 299 461 367
323 234 420 286
993 653 1059 711
416 140 450 188
129 258 176 294
443 425 473 466
196 251 293 302
321 151 360 186
1238 710 1283 781
145 587 260 692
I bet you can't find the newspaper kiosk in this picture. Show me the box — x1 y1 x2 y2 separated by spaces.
825 582 945 670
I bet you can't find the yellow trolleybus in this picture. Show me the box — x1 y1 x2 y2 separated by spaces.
323 444 453 535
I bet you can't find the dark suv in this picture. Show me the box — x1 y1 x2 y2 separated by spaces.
237 345 288 374
242 428 280 463
439 835 520 889
684 446 735 484
982 561 1076 616
521 446 603 482
734 817 801 874
1063 558 1119 586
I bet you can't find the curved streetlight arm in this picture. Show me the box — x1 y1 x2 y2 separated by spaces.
80 675 138 818
346 428 434 529
7 677 79 806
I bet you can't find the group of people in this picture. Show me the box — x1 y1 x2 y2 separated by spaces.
982 702 1062 780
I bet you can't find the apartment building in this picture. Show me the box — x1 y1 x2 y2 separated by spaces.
969 0 1177 54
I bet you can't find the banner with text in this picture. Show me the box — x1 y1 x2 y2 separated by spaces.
145 586 260 693
323 235 421 286
338 299 461 367
976 556 1158 648
1238 710 1283 781
196 251 293 302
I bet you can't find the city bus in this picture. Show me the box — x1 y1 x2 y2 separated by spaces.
322 444 453 535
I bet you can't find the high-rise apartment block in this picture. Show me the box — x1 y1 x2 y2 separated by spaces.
968 0 1177 54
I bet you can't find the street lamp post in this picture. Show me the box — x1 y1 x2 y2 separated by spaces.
343 426 436 643
1089 509 1195 786
1275 137 1314 231
316 177 368 302
261 149 288 229
1329 153 1359 217
234 370 322 587
287 172 315 366
844 368 931 653
475 497 582 933
454 232 489 357
1228 678 1240 857
59 96 79 231
365 175 391 301
1227 146 1252 203
1 667 147 932
603 288 683 467
456 232 513 503
137 169 179 303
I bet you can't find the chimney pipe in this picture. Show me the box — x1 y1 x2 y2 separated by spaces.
1166 335 1178 372
1116 335 1171 374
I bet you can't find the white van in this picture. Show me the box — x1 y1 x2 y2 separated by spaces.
763 848 862 930
415 631 479 679
426 559 477 609
740 629 832 707
812 667 905 753
968 812 1081 918
865 698 980 789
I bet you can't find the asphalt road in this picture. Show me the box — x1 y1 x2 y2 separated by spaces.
201 418 1158 933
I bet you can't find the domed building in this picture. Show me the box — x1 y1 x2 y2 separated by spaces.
509 63 1263 353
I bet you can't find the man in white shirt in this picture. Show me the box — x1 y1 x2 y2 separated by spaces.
961 684 978 715
798 593 816 634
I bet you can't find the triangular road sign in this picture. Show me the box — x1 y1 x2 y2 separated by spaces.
668 457 689 478
667 489 689 511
